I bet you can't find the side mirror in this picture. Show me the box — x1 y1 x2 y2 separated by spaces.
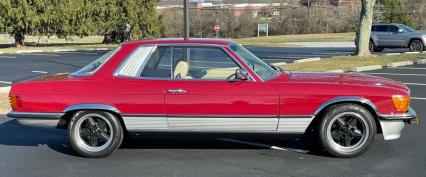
398 28 404 33
235 68 249 80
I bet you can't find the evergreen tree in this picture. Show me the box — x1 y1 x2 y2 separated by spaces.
376 0 412 25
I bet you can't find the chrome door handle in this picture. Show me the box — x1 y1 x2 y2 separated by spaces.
167 89 187 94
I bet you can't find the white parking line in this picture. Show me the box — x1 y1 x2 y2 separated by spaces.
220 138 309 153
31 71 48 74
58 52 100 55
389 67 426 70
21 53 60 57
404 83 426 86
0 81 12 84
0 56 17 59
412 97 426 100
366 73 426 76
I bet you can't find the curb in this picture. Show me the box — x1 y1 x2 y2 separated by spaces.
271 62 287 66
351 65 382 72
0 87 11 93
386 61 414 67
326 69 344 73
52 49 78 52
384 53 401 56
403 52 421 55
417 59 426 64
293 57 321 63
15 50 44 54
0 48 114 55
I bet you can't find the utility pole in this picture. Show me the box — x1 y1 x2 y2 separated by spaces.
183 0 189 40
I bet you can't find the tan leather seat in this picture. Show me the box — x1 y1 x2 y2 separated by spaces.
173 60 192 79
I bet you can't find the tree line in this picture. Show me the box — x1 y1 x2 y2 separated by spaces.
0 0 164 46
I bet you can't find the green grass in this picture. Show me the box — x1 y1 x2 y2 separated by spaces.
277 53 426 72
235 32 355 47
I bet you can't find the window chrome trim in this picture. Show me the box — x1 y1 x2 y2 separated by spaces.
112 43 259 82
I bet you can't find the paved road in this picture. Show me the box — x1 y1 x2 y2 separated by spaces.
0 51 425 176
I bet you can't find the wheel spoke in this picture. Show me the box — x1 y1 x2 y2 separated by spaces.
331 130 344 141
343 135 352 147
89 136 99 147
87 117 97 127
98 132 110 141
351 129 363 138
97 122 107 132
80 128 91 137
336 118 346 128
347 118 358 127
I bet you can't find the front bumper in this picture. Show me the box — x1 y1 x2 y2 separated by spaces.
7 112 64 128
378 107 418 140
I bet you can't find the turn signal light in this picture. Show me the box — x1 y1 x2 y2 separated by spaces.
392 95 409 112
9 95 22 110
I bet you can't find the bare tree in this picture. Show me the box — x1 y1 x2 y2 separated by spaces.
356 0 376 56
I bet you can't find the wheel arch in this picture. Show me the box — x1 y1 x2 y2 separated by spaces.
407 38 425 47
307 97 382 134
58 104 126 131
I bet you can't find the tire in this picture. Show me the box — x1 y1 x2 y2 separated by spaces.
68 111 124 158
368 41 375 53
318 104 376 158
409 39 424 52
374 47 384 52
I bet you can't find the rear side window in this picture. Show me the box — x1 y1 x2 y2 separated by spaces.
72 47 120 76
115 46 156 77
375 25 387 32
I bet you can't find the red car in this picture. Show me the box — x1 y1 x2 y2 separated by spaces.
7 39 418 158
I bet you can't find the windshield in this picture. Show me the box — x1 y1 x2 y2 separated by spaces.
399 24 415 32
71 47 120 76
228 43 278 80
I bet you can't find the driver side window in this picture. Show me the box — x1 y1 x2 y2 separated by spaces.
171 47 241 80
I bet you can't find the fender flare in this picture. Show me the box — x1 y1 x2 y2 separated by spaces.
313 96 378 117
64 104 121 114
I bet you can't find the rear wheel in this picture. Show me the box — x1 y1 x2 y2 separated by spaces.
68 111 123 158
318 104 376 158
409 39 424 52
369 41 384 53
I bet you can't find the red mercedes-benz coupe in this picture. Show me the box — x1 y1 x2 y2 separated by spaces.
7 39 417 158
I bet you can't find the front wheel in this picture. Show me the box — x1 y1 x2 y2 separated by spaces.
409 39 424 52
318 104 376 158
68 111 124 158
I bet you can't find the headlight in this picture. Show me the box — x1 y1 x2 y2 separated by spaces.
392 95 410 112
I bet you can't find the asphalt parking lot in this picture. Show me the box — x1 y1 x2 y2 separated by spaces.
0 48 425 177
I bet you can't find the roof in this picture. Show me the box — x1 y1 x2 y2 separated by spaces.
123 38 235 46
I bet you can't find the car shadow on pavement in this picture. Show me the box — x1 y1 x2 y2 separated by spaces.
0 118 328 157
0 119 79 156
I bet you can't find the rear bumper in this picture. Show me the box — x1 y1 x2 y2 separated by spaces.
7 112 64 128
378 107 418 140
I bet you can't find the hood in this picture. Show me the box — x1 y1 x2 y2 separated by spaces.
271 72 408 91
412 31 426 36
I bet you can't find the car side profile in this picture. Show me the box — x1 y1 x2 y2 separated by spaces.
7 39 418 158
369 23 426 52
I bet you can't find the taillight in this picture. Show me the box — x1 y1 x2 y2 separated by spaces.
392 95 410 112
9 95 22 110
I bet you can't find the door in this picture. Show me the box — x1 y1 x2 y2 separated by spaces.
164 46 280 132
112 45 173 132
375 25 392 46
388 25 408 47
